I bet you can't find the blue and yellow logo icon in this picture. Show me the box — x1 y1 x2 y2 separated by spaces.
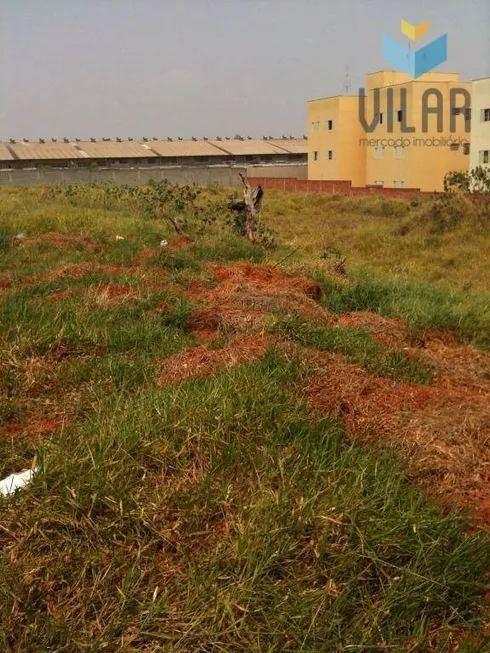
384 20 448 79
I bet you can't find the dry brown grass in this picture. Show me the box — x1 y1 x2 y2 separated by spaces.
152 257 490 530
157 336 269 384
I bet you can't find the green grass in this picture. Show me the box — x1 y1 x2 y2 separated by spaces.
263 190 490 293
1 355 489 651
309 269 490 349
0 185 489 651
271 314 434 383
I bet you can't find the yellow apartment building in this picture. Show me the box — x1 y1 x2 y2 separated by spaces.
469 77 490 172
307 96 366 186
308 71 472 191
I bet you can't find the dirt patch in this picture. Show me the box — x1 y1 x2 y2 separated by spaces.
27 414 65 437
43 284 139 306
304 348 490 529
85 284 135 307
209 263 323 300
132 248 160 265
0 278 12 291
187 303 269 342
168 236 195 250
408 340 490 394
145 301 170 317
12 232 102 251
45 289 77 303
157 336 268 384
183 263 330 341
336 311 407 348
0 412 65 442
35 262 166 285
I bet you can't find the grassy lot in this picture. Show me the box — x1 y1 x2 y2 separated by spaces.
263 190 490 292
0 184 489 652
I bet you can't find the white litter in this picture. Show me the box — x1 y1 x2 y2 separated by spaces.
0 468 38 497
160 239 168 248
14 233 26 240
115 235 125 241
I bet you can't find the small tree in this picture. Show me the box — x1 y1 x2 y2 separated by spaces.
470 166 490 193
444 166 490 193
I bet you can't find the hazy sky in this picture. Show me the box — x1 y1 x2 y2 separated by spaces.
1 0 489 140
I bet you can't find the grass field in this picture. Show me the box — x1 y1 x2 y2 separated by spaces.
0 184 489 652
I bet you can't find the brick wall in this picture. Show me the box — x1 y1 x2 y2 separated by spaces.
248 177 437 200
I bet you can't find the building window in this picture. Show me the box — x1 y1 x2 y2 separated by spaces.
327 120 333 130
465 108 472 121
394 146 405 159
374 180 384 186
379 112 383 125
451 107 461 116
312 151 319 161
484 109 490 122
463 143 470 155
374 147 385 159
311 122 320 132
481 150 489 164
397 110 403 123
394 180 404 189
449 143 460 151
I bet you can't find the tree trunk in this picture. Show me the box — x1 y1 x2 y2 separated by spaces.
239 173 258 243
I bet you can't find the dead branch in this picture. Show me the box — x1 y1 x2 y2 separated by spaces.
238 173 263 243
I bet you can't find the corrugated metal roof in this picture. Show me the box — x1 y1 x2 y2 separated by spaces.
8 142 84 160
75 141 156 158
208 139 289 155
146 140 228 157
268 139 308 154
0 138 308 161
0 144 15 161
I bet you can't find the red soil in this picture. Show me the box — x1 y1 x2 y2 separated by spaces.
208 263 323 300
5 245 490 531
12 232 102 251
336 311 406 348
168 236 195 249
159 260 490 530
157 336 268 384
304 348 490 528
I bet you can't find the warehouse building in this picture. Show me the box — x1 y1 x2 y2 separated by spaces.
0 137 307 170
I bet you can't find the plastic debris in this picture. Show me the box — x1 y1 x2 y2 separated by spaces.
115 235 125 241
160 239 168 248
0 467 38 497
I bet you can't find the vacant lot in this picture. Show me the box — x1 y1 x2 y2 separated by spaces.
0 184 489 652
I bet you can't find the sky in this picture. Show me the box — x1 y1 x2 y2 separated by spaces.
1 0 489 140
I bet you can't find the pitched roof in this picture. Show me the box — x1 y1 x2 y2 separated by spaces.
74 141 156 158
0 144 15 161
8 142 84 160
0 138 309 161
208 139 289 155
145 140 228 157
267 139 308 154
